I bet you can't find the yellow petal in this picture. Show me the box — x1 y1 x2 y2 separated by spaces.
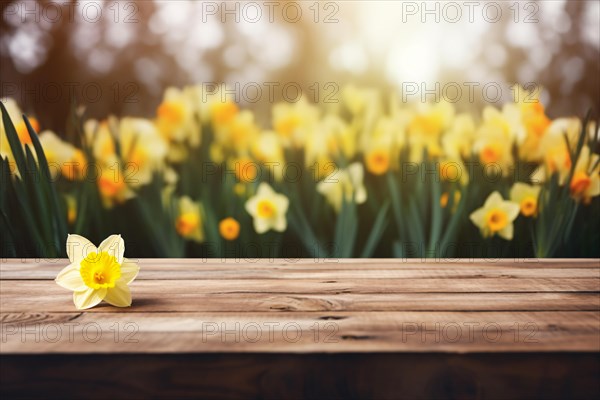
66 234 96 264
502 201 521 221
98 234 125 263
469 208 486 229
55 263 86 291
103 282 132 307
73 288 106 310
498 223 514 240
120 258 140 284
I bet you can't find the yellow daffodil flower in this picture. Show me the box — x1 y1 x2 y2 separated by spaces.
119 117 168 187
470 191 520 240
156 87 198 143
272 97 319 147
317 162 367 212
214 110 259 153
251 131 285 180
365 148 390 175
0 98 39 169
473 131 513 175
570 146 600 204
219 217 240 241
97 166 135 208
305 115 356 175
407 100 455 161
510 182 542 217
175 196 205 242
55 234 139 309
442 114 475 160
342 85 379 115
232 157 259 183
245 183 289 234
39 131 86 180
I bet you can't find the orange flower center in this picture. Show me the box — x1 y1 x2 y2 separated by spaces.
366 149 390 175
486 208 508 232
520 196 537 217
275 115 300 138
257 200 276 218
211 101 239 126
219 217 240 241
157 101 185 125
570 171 591 196
480 144 501 164
176 213 199 236
98 175 126 198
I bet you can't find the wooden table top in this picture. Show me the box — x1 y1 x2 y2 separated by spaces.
1 258 599 354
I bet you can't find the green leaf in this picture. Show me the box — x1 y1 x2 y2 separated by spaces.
361 201 389 258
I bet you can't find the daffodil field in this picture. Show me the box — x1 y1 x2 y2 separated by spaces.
1 85 599 259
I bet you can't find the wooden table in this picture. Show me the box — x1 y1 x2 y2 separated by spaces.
1 259 599 399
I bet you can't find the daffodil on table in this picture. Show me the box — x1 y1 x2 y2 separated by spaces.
55 234 139 310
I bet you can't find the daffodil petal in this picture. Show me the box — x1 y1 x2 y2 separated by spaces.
469 208 486 227
501 202 521 220
73 288 106 310
120 258 140 284
55 263 86 291
273 216 287 232
485 191 503 207
103 283 132 307
254 217 269 234
66 234 96 264
498 224 514 241
245 196 258 217
98 234 125 263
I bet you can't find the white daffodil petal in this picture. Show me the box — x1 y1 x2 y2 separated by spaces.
499 224 514 241
273 216 287 232
469 208 486 228
245 197 259 217
98 234 125 263
103 283 132 307
257 182 273 197
510 183 527 202
254 218 270 234
66 234 96 264
55 263 86 291
485 191 503 207
355 186 367 204
503 202 521 220
73 288 106 310
276 195 289 212
120 259 140 284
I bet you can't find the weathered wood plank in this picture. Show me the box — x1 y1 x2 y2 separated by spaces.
2 277 598 301
1 289 598 313
1 312 599 353
2 258 599 276
2 265 599 280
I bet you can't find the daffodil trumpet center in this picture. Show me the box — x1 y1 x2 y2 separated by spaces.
485 208 508 232
570 171 592 196
520 196 537 217
257 199 276 218
80 252 122 289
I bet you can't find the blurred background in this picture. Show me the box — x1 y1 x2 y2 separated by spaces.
1 0 599 131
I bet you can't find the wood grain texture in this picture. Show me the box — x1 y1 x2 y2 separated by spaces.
2 353 599 400
1 258 599 399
